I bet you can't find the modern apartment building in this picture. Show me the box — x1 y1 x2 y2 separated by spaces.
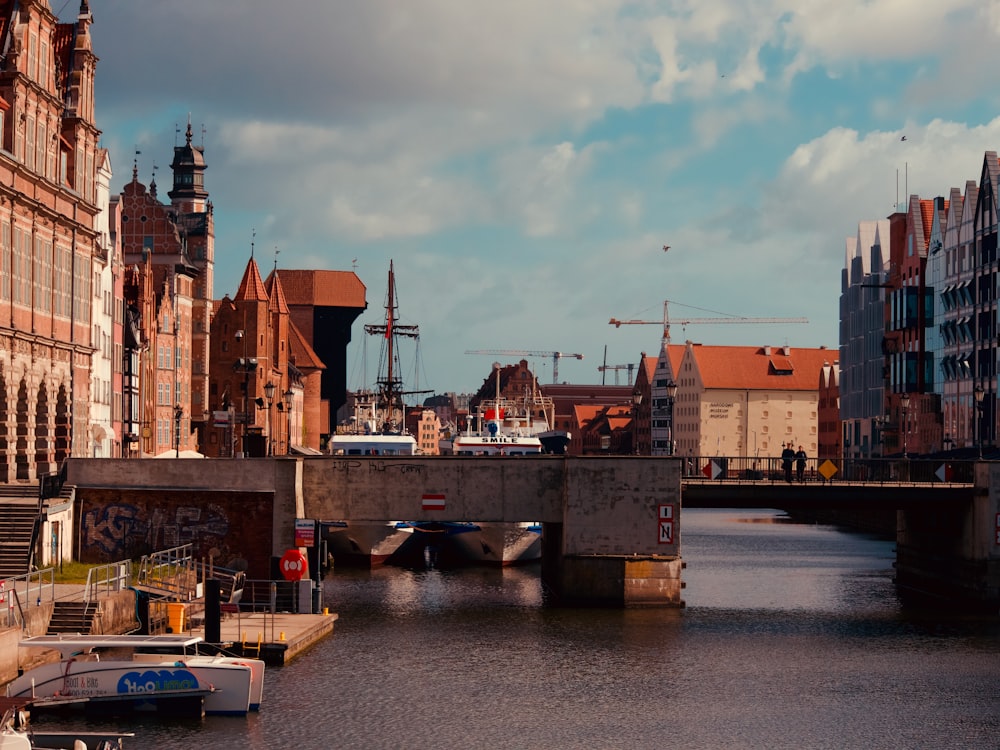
839 220 890 458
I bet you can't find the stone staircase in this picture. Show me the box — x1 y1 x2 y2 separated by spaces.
0 484 40 578
47 600 101 635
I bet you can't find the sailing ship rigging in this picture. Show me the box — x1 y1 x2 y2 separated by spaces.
353 260 430 434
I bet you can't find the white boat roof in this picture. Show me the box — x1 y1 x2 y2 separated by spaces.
20 634 204 655
332 433 415 443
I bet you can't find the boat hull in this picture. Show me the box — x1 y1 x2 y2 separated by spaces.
401 522 541 567
323 521 414 567
449 522 542 566
7 657 253 717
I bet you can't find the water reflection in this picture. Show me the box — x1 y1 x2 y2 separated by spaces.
28 509 1000 750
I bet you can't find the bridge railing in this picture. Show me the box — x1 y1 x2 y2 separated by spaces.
681 455 975 484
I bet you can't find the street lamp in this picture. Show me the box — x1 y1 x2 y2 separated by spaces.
283 388 294 454
873 415 886 457
173 404 183 458
264 381 276 455
665 380 678 456
631 393 644 455
900 392 910 456
974 384 985 459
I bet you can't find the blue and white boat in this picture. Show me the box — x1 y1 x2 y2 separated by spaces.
7 634 263 718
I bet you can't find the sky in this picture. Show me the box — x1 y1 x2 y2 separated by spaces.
77 0 1000 395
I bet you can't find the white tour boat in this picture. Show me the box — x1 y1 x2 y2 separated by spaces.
425 376 566 565
7 634 264 718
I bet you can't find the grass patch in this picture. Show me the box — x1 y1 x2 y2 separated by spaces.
53 561 102 584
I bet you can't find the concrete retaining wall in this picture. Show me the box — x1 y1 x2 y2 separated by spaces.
895 462 1000 610
64 455 686 606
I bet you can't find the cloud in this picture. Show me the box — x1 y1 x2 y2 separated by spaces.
80 2 1000 392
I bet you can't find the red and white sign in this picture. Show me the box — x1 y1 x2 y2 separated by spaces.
658 504 675 545
279 549 308 581
702 460 723 479
294 519 315 547
422 493 446 511
935 463 954 482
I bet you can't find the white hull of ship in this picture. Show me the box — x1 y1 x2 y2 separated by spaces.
446 522 542 566
324 521 414 566
8 636 258 717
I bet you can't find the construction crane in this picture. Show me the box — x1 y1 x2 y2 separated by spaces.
598 363 634 386
465 350 584 384
609 300 808 342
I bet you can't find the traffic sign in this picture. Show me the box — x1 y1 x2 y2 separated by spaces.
701 460 723 479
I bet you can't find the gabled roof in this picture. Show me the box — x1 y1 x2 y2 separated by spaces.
278 269 366 309
665 344 684 375
641 355 656 383
288 320 326 371
573 403 606 427
686 344 836 391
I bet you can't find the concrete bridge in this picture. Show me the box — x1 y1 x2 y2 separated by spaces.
62 456 1000 610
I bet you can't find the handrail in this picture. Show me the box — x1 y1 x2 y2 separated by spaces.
679 455 976 485
83 560 132 604
0 567 56 629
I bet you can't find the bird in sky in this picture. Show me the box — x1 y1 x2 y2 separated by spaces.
663 245 670 252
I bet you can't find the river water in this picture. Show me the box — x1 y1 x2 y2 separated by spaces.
34 509 1000 749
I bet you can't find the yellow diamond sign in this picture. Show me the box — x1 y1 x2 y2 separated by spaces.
819 459 839 480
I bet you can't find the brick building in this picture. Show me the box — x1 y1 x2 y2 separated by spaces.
0 2 102 479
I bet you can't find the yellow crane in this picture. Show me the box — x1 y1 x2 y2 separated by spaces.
610 300 808 342
465 349 584 384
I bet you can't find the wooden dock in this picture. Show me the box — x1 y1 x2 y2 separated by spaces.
186 609 338 665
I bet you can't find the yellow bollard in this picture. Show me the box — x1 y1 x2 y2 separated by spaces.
323 607 329 616
279 631 286 641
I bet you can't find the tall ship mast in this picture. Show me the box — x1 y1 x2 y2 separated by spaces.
360 260 427 433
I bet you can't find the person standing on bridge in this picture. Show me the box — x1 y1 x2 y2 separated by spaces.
781 443 795 482
795 445 807 482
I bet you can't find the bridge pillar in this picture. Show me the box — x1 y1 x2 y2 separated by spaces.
540 458 684 607
543 553 684 607
895 462 1000 612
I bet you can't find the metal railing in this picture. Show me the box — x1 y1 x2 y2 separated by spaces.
0 568 56 629
136 543 197 600
680 455 976 485
83 559 133 604
235 578 303 614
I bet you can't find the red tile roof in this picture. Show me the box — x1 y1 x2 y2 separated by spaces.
641 355 657 383
234 257 268 302
288 321 325 371
687 344 836 391
278 269 366 309
666 344 685 374
265 270 290 315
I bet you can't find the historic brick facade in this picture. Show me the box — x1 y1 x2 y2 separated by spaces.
0 2 102 479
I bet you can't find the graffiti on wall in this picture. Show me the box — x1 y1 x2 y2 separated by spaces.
83 501 232 560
